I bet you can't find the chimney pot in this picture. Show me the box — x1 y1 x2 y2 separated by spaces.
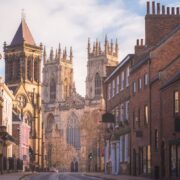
172 7 175 15
147 1 150 14
141 39 143 46
137 39 139 46
167 7 170 15
157 3 160 14
152 1 155 15
177 7 180 15
162 5 165 15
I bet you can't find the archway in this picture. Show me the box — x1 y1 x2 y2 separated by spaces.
70 161 78 172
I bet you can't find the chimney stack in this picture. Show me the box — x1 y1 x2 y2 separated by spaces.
177 7 180 15
152 1 155 15
147 1 150 15
157 3 160 14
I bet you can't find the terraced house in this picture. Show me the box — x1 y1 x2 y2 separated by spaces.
103 1 180 179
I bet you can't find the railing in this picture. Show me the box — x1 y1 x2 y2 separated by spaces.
0 156 23 174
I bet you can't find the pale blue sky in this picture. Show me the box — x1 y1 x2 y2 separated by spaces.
0 0 179 96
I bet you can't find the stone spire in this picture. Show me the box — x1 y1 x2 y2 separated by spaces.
105 34 108 54
11 11 36 46
70 46 73 62
115 38 119 57
43 46 46 64
111 39 113 54
58 43 61 59
50 47 54 61
87 38 91 55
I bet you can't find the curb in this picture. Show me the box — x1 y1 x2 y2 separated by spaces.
84 173 116 180
19 172 38 180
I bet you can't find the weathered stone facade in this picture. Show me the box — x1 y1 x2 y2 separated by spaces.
42 37 118 171
4 17 43 168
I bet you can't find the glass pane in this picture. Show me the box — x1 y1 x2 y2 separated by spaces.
171 145 177 176
178 145 180 177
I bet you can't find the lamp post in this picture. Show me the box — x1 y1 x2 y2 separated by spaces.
0 139 4 174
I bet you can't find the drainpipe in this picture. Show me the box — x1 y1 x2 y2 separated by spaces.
148 53 152 177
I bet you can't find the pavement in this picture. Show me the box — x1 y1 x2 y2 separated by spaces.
0 172 152 180
85 172 151 180
0 172 38 180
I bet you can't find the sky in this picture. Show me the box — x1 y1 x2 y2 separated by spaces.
0 0 179 96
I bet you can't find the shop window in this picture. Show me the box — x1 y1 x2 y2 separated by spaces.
171 145 177 176
147 145 151 174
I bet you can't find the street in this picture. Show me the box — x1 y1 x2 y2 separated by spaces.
24 172 104 180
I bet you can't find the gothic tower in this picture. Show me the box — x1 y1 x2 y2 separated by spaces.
86 36 119 101
4 16 43 167
42 44 73 104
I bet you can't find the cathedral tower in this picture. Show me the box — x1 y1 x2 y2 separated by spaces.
86 36 119 101
4 16 43 167
42 45 73 104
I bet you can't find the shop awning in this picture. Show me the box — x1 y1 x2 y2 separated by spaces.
0 131 17 145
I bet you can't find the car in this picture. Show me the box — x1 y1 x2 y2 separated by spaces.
49 167 58 173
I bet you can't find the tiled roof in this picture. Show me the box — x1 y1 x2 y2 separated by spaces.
11 19 36 46
161 71 180 90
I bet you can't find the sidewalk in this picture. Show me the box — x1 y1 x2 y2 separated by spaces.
85 172 151 180
0 172 34 180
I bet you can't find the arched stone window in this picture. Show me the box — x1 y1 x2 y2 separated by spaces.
50 79 56 101
95 73 101 96
23 111 33 136
46 114 54 131
64 78 68 99
66 113 80 149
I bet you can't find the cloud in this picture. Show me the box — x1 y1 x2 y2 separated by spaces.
2 0 178 96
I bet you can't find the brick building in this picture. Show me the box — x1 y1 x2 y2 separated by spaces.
130 1 180 179
103 54 133 175
103 1 180 179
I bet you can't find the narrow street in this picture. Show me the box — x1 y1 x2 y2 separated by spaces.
25 172 103 180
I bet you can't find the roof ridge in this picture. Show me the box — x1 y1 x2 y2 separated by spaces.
11 19 36 46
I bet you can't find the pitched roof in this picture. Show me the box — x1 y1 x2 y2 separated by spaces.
11 18 36 46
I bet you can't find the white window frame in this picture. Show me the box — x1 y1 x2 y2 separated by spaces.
126 67 130 87
108 83 111 100
139 78 142 90
116 76 119 94
144 73 148 85
112 80 115 97
133 81 136 94
125 101 129 120
121 71 124 91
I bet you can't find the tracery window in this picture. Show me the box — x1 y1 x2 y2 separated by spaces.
66 113 80 149
23 111 33 136
95 73 101 97
50 79 56 102
46 114 54 131
34 60 39 82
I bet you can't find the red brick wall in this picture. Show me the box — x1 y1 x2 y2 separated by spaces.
145 15 180 46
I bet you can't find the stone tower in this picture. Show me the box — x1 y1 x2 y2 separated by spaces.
86 36 119 100
4 17 43 167
42 44 73 104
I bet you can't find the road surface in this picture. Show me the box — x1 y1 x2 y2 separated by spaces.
25 172 104 180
